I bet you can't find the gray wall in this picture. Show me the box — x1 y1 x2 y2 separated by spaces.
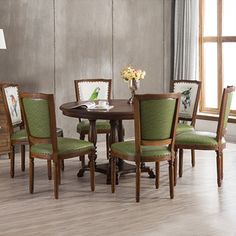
0 0 54 93
0 0 173 139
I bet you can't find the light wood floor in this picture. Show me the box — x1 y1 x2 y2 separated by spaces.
0 142 236 236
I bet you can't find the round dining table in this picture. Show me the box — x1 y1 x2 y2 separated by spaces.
60 99 155 184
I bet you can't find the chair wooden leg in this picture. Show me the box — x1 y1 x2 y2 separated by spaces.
61 160 64 171
89 153 95 192
111 156 116 193
58 159 61 185
221 152 224 180
216 150 222 187
21 145 25 172
79 134 86 168
47 160 52 180
179 149 183 177
106 133 110 160
136 161 141 202
80 156 85 168
168 160 174 199
53 161 59 199
174 148 178 186
9 147 15 178
29 157 34 194
58 130 64 171
155 162 160 189
191 149 195 167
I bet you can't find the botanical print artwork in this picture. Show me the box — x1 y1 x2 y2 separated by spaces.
4 86 22 125
78 82 109 101
174 82 198 118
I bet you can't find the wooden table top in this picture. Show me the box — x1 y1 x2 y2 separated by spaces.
60 99 134 120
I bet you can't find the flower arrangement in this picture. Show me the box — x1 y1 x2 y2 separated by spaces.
121 66 146 82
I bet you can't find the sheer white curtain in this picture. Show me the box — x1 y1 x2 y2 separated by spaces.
173 0 199 81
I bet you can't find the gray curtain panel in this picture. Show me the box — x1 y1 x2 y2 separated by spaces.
173 0 199 81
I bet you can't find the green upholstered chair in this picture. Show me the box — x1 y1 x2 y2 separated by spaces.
21 93 95 199
171 80 201 176
175 86 235 187
110 93 180 202
1 83 64 178
74 79 112 167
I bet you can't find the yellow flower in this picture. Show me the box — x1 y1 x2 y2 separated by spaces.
121 66 146 81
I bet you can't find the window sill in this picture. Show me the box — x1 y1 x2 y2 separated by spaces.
197 113 236 124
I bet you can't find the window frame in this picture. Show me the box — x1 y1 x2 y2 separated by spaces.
199 0 236 115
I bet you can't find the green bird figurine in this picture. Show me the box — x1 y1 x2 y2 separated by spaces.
89 87 100 100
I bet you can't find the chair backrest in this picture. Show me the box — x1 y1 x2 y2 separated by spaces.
216 86 235 142
0 83 23 132
134 93 180 160
171 80 201 125
20 93 58 152
74 79 112 101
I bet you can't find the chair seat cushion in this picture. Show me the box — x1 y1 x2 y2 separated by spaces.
176 131 226 147
77 120 110 133
11 129 28 141
111 140 171 162
176 123 194 134
31 137 94 156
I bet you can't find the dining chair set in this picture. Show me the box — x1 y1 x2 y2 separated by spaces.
0 80 234 202
0 83 64 179
111 84 235 202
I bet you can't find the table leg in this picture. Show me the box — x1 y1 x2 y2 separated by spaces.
106 120 119 184
117 120 125 170
88 120 97 149
77 119 97 177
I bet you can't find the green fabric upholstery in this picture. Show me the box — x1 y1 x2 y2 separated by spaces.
140 99 176 140
176 123 194 134
77 120 110 133
176 131 226 147
11 128 62 141
111 140 171 161
31 137 94 156
22 98 51 138
223 92 233 129
11 129 28 141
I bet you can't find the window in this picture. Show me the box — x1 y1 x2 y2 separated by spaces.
199 0 236 115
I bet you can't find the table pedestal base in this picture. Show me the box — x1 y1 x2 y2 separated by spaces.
77 162 155 185
76 118 155 184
